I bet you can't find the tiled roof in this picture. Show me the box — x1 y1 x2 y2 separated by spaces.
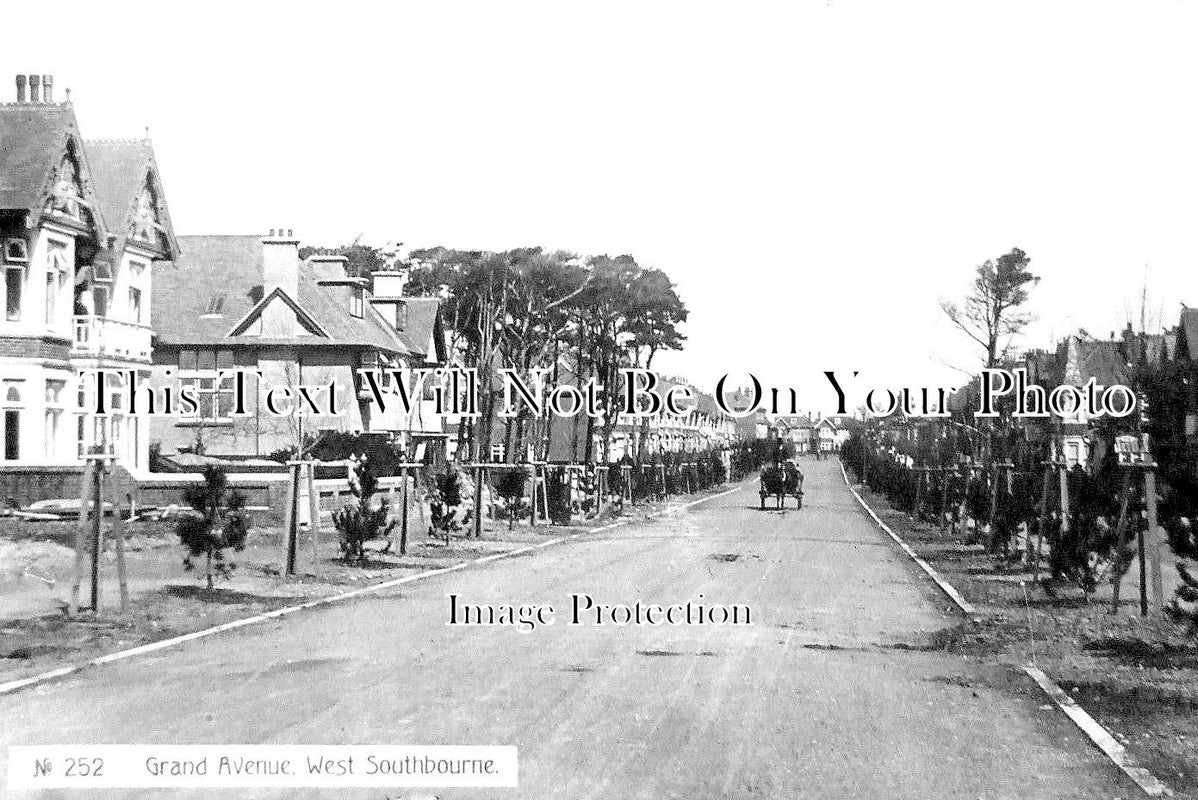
1181 308 1198 361
153 236 263 344
0 102 80 216
154 235 428 355
1068 338 1128 386
83 139 147 231
84 138 179 258
397 297 442 358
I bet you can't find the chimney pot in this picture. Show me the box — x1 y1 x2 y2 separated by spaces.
28 75 40 104
269 228 276 237
42 75 53 104
15 75 26 104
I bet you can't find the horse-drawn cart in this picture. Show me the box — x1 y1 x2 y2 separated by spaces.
760 462 803 509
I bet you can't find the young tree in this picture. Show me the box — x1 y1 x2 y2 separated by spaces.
940 248 1039 368
177 466 251 590
332 456 397 563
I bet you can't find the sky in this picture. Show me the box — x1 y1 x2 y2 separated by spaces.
10 1 1198 413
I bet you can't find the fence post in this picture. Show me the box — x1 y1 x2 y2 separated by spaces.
112 484 129 614
473 465 484 539
1142 465 1165 615
69 459 94 616
400 465 410 555
307 462 320 574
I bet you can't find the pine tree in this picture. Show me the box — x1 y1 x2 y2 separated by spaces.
332 456 397 563
177 466 250 590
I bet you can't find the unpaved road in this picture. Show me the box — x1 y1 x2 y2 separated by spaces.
0 459 1137 799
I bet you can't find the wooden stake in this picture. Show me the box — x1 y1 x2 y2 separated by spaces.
69 459 94 616
307 463 320 574
112 484 129 614
400 465 410 555
1143 466 1165 615
281 463 299 575
528 464 537 528
473 465 483 539
90 462 102 613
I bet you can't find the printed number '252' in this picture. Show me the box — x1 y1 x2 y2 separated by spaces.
65 758 104 777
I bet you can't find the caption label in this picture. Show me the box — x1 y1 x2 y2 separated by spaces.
7 745 518 789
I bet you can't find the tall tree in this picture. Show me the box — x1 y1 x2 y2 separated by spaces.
940 247 1039 367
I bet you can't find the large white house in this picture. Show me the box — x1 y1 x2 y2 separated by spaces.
0 74 178 472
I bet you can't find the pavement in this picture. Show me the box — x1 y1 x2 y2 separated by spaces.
0 459 1141 799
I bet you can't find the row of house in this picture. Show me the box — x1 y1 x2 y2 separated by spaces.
0 73 738 490
734 409 853 454
0 74 448 482
890 312 1198 474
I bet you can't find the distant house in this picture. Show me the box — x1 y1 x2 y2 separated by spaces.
0 74 178 471
539 372 736 463
812 416 852 453
767 415 812 453
149 233 446 463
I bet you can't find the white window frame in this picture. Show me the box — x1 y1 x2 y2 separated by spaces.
179 348 237 423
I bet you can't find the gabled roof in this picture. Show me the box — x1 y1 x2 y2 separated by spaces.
1065 336 1128 386
396 297 444 360
153 235 427 355
84 138 179 258
0 101 105 237
1180 308 1198 361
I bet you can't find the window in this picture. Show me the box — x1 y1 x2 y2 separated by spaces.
179 349 236 421
129 287 142 323
92 286 108 317
45 272 56 324
2 382 21 461
5 238 28 263
44 380 65 459
350 286 364 318
5 266 22 321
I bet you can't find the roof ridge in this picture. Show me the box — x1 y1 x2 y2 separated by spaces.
85 137 149 145
0 101 71 109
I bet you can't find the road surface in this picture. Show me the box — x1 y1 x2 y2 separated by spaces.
0 459 1137 799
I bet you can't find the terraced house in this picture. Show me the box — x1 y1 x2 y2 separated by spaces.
0 74 178 473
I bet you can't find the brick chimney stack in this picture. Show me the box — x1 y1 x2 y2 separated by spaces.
42 75 53 104
28 75 40 104
262 228 301 337
15 75 26 104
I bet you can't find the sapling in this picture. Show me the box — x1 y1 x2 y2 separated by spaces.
333 455 397 563
177 465 250 590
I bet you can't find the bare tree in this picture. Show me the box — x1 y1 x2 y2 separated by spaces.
940 248 1039 368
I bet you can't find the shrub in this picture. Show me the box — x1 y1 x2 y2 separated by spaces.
177 466 250 590
332 456 397 563
494 467 528 527
429 466 472 541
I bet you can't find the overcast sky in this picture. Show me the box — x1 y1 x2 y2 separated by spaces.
11 1 1198 412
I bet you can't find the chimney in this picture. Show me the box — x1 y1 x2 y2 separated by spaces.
309 254 349 283
28 75 40 104
15 75 26 104
42 75 53 104
370 269 408 299
261 228 300 337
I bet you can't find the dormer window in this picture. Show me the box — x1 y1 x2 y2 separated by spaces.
201 294 225 318
4 238 28 263
350 286 364 318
